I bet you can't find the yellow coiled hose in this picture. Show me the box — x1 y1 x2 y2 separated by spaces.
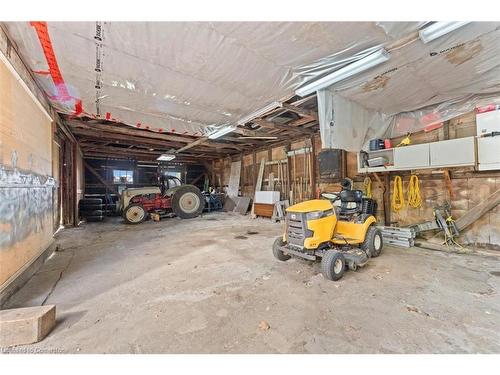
408 174 422 208
392 175 404 212
363 176 372 198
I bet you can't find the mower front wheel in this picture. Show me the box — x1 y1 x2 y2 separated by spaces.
123 204 148 225
362 225 383 258
272 237 291 261
321 250 345 281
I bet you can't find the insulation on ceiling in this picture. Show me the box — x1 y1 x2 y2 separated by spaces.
4 21 423 136
317 22 500 151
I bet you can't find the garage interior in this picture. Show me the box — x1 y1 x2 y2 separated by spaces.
1 21 500 354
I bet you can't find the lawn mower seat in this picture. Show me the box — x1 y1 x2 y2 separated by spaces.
338 189 363 219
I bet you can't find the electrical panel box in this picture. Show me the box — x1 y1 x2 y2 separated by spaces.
476 109 500 135
318 149 346 181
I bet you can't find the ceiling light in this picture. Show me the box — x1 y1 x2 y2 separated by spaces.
208 125 237 139
295 48 390 97
156 154 176 161
237 101 282 125
419 22 471 44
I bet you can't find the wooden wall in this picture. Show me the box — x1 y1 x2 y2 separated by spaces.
213 111 499 249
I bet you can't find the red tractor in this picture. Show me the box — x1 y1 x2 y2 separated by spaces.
119 176 204 224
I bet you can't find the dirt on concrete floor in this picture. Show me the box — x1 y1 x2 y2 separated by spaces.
2 212 500 354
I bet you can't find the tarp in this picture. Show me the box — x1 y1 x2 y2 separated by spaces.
4 21 423 137
317 22 500 151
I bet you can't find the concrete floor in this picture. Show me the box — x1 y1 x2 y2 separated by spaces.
3 212 500 353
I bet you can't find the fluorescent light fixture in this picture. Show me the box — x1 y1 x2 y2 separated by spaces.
295 48 390 97
237 101 282 125
207 125 237 139
156 154 176 161
419 22 471 44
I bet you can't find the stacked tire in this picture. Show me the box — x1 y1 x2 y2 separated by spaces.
79 198 104 222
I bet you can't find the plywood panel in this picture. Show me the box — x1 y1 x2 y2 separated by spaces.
0 57 55 286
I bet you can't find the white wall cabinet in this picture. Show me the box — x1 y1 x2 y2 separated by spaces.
394 144 430 169
429 136 476 167
477 137 500 171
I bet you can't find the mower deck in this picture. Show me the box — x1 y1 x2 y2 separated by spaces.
280 245 369 269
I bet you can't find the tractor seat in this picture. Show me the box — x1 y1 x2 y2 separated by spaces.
338 189 363 218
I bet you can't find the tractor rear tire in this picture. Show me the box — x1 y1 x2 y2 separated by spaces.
79 198 103 206
123 204 148 224
361 225 383 258
321 250 346 281
85 215 104 222
80 209 103 217
272 237 291 261
172 185 204 219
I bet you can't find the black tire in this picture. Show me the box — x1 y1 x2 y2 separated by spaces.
86 215 104 222
172 185 204 219
123 204 148 224
321 250 346 281
80 209 103 217
79 198 102 206
79 204 104 210
361 225 383 258
272 237 291 261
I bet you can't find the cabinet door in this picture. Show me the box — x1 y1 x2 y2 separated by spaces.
477 137 500 170
394 144 430 169
429 137 475 167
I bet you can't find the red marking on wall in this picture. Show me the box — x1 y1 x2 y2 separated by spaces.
105 112 111 120
30 21 83 115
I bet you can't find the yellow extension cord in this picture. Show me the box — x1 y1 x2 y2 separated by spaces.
363 176 372 198
392 175 404 212
408 174 422 208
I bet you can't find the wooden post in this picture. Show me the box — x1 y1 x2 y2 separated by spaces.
252 152 257 196
285 143 293 204
309 136 317 199
72 141 78 226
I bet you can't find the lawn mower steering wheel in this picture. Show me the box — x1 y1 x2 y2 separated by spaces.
321 192 340 202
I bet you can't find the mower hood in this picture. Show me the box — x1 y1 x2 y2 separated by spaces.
286 199 333 213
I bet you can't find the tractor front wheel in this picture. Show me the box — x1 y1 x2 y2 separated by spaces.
123 204 148 224
172 185 204 219
321 250 346 281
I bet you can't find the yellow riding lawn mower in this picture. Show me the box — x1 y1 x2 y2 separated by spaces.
272 179 383 281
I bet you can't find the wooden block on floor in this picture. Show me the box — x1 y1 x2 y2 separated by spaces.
0 305 56 347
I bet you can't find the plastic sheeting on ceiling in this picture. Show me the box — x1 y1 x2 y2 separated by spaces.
316 22 500 151
4 21 424 137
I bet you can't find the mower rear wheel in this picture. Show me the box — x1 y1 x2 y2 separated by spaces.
172 185 204 219
361 225 383 258
272 237 291 261
123 204 147 224
321 250 346 281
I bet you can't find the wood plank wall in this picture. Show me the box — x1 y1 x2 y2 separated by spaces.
213 111 499 249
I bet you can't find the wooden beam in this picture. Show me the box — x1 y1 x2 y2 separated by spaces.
67 119 243 151
84 161 119 194
455 187 500 231
254 119 315 135
175 137 209 153
282 103 318 120
67 119 197 144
